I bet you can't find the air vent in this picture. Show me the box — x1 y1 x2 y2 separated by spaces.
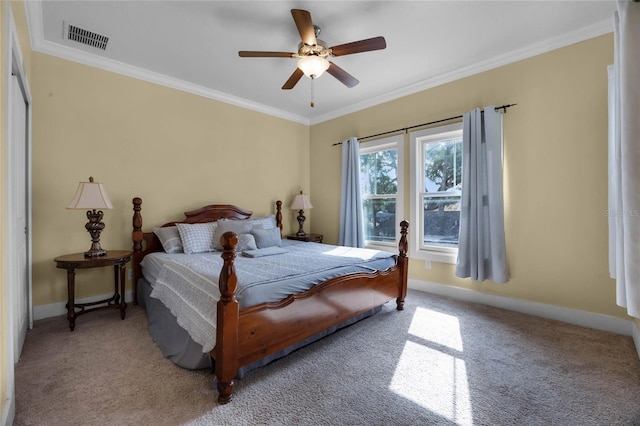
67 24 109 50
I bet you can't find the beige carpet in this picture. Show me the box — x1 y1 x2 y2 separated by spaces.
13 289 640 425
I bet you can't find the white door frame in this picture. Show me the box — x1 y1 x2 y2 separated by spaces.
2 3 33 425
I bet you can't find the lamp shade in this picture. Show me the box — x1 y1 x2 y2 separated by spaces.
297 56 330 78
290 193 313 210
67 177 113 210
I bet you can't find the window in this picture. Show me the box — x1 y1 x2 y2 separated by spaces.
359 135 404 250
410 123 463 263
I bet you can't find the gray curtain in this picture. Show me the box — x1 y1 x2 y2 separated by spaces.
455 107 509 283
608 1 640 318
338 137 365 248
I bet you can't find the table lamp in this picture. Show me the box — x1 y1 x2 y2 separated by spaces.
290 191 313 236
67 177 113 257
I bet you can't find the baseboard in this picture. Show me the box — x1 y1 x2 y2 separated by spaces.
1 395 15 426
408 279 633 337
33 290 133 321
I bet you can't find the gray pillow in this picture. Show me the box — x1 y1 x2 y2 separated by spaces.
247 214 277 230
212 219 253 251
153 226 183 253
251 227 282 249
243 246 288 258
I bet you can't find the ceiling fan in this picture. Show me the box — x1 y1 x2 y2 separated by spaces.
238 9 386 95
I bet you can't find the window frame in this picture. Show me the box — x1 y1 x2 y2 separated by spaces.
359 135 404 252
409 122 463 264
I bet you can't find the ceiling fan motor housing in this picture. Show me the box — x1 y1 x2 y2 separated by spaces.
297 40 330 59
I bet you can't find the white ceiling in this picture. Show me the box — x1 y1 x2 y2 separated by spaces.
26 1 616 125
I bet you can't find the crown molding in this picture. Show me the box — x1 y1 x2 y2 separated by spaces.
26 1 612 127
310 17 613 125
24 1 310 126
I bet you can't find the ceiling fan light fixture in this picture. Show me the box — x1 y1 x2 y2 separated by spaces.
297 56 330 78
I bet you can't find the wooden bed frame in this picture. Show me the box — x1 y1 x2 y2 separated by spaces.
131 197 409 404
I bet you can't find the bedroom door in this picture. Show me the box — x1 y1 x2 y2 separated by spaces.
9 74 29 361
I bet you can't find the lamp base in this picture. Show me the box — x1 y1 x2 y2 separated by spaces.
296 209 307 237
84 209 107 258
84 248 107 258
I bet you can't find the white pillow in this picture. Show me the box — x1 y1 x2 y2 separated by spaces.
153 226 183 253
236 233 258 252
212 219 253 251
176 222 218 255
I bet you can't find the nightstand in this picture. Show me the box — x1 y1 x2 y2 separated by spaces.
286 234 323 243
54 250 132 331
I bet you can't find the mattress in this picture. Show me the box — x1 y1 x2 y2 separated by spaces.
142 240 395 307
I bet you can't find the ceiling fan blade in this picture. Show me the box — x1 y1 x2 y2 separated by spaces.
291 9 316 46
238 51 295 58
326 62 359 88
282 68 304 90
330 36 387 57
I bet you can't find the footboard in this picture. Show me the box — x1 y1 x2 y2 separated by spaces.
215 221 409 404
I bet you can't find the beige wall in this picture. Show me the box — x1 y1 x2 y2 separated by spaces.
31 53 310 306
310 34 628 320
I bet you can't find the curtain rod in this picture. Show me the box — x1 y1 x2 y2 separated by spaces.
332 103 517 146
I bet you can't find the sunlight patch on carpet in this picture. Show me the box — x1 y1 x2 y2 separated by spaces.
409 307 464 351
389 308 472 425
389 342 472 425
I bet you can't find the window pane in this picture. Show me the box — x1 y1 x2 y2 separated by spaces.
423 195 460 247
360 149 398 195
423 139 462 193
363 198 396 243
422 137 462 247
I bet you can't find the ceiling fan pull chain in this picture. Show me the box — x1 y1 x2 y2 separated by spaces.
310 76 315 108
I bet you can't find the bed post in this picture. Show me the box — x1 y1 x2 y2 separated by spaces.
216 232 240 404
132 197 144 305
275 200 283 235
396 220 409 311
